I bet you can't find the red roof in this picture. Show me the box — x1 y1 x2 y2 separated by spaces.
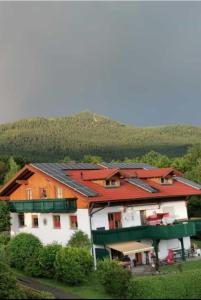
67 169 201 203
123 168 182 179
81 169 120 180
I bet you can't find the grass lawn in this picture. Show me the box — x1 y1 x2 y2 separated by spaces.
38 274 113 299
13 269 113 299
160 258 201 273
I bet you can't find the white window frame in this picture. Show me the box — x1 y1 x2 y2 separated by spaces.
26 188 33 200
56 187 63 199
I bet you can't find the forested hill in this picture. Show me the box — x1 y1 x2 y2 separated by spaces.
0 111 200 162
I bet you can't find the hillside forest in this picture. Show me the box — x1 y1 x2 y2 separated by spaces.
0 111 200 162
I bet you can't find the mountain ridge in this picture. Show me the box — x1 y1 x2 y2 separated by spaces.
0 111 200 162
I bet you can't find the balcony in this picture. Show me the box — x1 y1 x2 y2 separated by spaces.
92 222 196 245
9 198 77 213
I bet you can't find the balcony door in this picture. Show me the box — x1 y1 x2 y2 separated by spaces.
108 212 122 230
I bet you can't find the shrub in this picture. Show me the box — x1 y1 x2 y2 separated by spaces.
55 247 93 285
96 259 132 298
0 201 10 232
0 244 10 265
8 233 42 271
24 250 42 277
127 270 201 299
38 243 62 278
0 261 19 299
67 230 91 251
0 232 10 245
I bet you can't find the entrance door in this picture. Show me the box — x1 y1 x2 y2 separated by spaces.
135 252 142 265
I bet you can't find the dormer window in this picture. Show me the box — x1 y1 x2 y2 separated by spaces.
105 179 119 188
160 178 172 185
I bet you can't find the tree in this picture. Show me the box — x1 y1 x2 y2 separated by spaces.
4 157 20 184
187 196 201 218
0 201 10 232
63 156 73 163
82 155 102 164
67 230 91 251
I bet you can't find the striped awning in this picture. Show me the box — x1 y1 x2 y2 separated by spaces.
107 241 154 255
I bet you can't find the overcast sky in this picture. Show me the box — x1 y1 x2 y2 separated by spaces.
1 2 201 126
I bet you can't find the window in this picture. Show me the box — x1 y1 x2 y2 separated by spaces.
56 187 63 199
32 215 39 228
53 215 61 229
18 213 25 227
105 179 118 188
39 188 48 199
26 188 32 200
160 178 172 185
70 215 78 229
108 212 122 229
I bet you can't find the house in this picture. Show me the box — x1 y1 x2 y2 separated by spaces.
1 162 201 267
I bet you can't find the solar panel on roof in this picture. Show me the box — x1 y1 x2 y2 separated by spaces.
31 163 99 197
174 177 201 190
33 163 99 170
99 162 156 170
126 178 159 193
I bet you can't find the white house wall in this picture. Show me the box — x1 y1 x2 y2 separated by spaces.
10 209 91 246
91 201 187 231
91 205 160 230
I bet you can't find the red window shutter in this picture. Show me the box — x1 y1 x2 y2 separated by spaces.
109 220 114 230
70 216 77 223
115 212 121 221
54 216 61 228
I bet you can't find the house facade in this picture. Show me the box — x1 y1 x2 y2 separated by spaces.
1 162 201 266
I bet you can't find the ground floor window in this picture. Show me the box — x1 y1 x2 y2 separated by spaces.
32 215 39 228
18 213 25 227
53 215 61 229
70 215 78 229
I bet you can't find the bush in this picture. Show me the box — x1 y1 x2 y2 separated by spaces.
127 270 201 299
0 232 10 245
8 233 42 272
0 244 10 265
97 259 132 298
24 250 42 277
55 247 93 285
0 261 19 299
38 243 62 278
67 230 91 251
0 201 10 232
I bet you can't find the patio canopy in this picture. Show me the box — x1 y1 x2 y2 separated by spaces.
107 241 154 255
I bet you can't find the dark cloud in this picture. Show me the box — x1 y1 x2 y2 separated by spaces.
0 2 201 126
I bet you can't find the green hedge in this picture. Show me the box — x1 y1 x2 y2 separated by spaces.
8 233 42 272
0 233 10 245
55 247 93 285
38 243 62 278
97 259 131 298
128 270 201 299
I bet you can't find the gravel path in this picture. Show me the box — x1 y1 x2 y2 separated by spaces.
17 275 81 299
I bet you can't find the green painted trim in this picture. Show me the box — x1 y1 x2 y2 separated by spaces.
8 198 77 213
92 222 197 245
